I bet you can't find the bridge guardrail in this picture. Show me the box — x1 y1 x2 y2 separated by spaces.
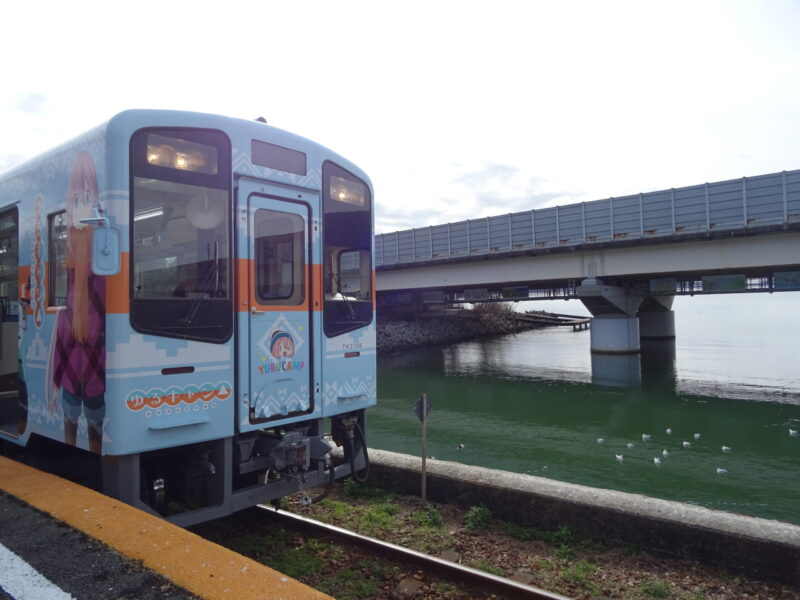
375 169 800 267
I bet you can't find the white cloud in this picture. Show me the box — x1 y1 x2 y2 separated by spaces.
14 93 47 117
2 0 799 229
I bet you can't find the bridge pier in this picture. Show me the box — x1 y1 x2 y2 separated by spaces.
639 296 676 340
589 315 641 354
577 279 643 355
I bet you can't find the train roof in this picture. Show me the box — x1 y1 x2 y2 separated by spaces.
1 109 371 189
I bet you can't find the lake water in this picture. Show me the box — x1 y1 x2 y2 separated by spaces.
371 293 800 525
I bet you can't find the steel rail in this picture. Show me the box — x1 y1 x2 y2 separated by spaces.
258 504 572 600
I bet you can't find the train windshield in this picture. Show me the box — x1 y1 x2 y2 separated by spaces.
323 162 373 337
130 129 232 343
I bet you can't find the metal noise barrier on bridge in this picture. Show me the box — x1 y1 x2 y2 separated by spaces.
376 169 800 266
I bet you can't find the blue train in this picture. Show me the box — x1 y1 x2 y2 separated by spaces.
0 110 375 525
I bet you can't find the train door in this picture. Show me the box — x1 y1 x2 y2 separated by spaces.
241 181 314 426
0 208 23 436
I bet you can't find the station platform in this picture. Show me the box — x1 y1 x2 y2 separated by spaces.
0 456 331 600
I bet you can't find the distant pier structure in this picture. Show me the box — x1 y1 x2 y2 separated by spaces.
507 312 590 332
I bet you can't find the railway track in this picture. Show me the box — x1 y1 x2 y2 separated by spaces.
258 504 572 600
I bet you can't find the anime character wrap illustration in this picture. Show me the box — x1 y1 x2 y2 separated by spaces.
51 151 106 453
270 330 295 359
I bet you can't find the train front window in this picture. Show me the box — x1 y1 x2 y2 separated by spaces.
323 162 373 337
130 129 232 343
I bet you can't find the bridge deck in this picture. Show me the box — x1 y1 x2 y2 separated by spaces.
376 169 800 268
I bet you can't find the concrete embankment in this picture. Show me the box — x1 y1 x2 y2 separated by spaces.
365 449 800 586
377 310 543 354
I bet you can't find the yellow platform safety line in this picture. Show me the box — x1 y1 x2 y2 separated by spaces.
0 456 332 600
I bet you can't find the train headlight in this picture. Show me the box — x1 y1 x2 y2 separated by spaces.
146 134 218 175
330 175 367 207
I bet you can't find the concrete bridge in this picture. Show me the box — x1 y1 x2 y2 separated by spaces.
375 169 800 357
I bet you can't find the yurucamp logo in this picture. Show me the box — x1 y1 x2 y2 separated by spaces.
256 315 306 376
258 330 305 375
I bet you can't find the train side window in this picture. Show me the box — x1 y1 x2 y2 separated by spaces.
253 209 305 305
48 212 68 307
0 210 18 317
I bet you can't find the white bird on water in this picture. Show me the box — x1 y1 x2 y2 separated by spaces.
627 442 635 449
642 434 651 442
716 468 728 475
790 429 798 437
615 454 624 462
694 433 701 439
653 457 661 466
456 443 465 450
666 428 672 435
682 441 691 448
662 449 669 458
722 445 732 453
597 438 604 444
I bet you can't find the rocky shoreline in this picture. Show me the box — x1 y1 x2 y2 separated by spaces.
377 309 543 354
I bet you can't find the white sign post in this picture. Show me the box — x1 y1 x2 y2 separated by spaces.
413 393 431 503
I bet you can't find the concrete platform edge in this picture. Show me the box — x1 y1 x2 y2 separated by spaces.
365 449 800 585
0 456 331 600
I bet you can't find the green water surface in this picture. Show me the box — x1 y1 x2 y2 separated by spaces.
372 328 800 525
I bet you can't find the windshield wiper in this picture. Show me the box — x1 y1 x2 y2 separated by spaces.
179 242 221 325
339 284 357 320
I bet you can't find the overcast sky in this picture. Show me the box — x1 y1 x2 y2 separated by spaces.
2 1 799 234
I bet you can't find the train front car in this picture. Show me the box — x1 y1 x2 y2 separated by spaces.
0 110 376 526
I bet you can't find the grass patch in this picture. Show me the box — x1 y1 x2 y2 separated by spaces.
469 559 505 577
265 545 325 579
318 499 360 523
499 521 584 550
361 503 401 535
535 558 557 571
639 578 671 598
549 525 579 546
501 521 537 541
465 505 492 530
561 559 598 589
373 502 401 516
226 529 292 558
315 488 402 536
555 543 575 561
317 559 396 600
402 528 451 555
356 558 398 578
411 505 444 528
341 479 395 501
433 582 459 595
303 538 346 561
318 568 381 600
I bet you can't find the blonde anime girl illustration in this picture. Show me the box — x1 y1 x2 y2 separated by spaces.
51 151 106 453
